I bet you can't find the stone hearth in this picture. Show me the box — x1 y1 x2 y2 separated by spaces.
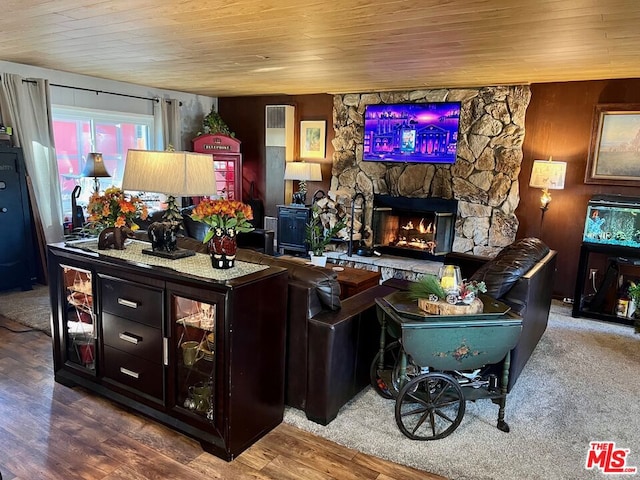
330 86 531 257
326 251 442 283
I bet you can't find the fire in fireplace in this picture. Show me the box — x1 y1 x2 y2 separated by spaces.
395 218 437 253
372 194 457 260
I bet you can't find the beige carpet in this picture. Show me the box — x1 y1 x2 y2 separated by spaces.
0 285 52 335
284 301 640 480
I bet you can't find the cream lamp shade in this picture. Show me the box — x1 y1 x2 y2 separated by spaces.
529 158 567 190
122 149 216 196
529 157 567 211
283 161 322 183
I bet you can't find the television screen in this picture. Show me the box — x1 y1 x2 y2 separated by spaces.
363 102 461 164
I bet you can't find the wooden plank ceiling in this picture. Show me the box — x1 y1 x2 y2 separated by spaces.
1 0 639 97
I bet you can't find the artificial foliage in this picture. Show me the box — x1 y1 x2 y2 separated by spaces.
305 205 345 256
409 274 446 300
86 187 148 230
408 275 487 302
189 199 254 243
628 281 640 333
200 106 235 137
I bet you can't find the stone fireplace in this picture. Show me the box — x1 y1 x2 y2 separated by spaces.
330 85 531 257
372 194 457 260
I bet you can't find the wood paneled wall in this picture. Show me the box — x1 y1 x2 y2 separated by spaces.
218 94 334 206
519 78 640 300
220 78 640 300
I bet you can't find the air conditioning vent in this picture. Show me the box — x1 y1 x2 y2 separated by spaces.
266 106 286 129
265 105 294 147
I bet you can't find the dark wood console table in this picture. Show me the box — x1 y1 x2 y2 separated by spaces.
48 240 288 460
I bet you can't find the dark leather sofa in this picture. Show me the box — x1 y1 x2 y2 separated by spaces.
446 237 557 391
175 236 393 425
174 224 555 422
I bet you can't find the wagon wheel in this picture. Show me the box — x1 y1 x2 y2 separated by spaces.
395 372 465 440
370 341 401 398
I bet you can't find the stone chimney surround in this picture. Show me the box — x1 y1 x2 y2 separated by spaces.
331 86 531 257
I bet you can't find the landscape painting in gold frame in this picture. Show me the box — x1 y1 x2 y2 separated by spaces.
585 103 640 186
300 120 326 159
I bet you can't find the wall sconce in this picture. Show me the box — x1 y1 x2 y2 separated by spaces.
283 161 322 205
529 157 567 212
81 152 111 194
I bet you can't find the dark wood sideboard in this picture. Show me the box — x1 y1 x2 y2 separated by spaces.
48 241 288 461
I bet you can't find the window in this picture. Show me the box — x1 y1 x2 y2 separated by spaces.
52 106 155 221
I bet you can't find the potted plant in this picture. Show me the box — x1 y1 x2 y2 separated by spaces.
627 281 640 332
305 206 345 267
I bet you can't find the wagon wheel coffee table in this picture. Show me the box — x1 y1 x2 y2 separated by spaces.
372 291 523 440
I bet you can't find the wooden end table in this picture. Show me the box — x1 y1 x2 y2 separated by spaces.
331 266 381 299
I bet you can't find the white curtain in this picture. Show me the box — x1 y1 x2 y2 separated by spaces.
0 73 64 244
153 98 182 150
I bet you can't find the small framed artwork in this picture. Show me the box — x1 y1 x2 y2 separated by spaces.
585 103 640 186
300 120 326 159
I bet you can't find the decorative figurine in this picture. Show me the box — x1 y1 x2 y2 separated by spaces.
97 226 135 250
148 221 180 253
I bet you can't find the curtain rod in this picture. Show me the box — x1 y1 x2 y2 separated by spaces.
20 78 182 105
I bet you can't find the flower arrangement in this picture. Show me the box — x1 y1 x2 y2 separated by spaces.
86 187 148 230
189 199 254 243
409 274 486 305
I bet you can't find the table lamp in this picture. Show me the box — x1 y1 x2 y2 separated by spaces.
122 149 216 259
284 161 322 205
81 152 111 194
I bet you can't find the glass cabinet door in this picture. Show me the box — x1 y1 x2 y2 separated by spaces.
172 295 217 423
61 265 96 372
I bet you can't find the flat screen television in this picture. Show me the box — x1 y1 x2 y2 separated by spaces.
363 102 461 164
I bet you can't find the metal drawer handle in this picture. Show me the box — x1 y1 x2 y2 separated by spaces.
120 367 139 379
163 338 169 366
117 298 138 309
118 332 141 345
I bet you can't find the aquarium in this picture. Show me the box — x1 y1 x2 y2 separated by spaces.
583 195 640 248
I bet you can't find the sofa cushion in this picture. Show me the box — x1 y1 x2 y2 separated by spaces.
469 237 550 299
181 206 209 242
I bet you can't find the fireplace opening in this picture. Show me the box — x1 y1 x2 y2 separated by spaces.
372 194 457 260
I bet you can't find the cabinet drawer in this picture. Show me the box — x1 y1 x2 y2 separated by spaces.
102 312 162 363
101 277 163 327
103 345 163 399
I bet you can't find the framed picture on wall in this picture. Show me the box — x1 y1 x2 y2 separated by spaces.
300 120 326 159
585 103 640 186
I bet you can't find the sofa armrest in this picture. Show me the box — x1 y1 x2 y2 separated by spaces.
304 284 397 424
501 250 557 391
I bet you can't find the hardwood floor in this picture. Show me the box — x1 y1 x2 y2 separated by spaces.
0 315 445 480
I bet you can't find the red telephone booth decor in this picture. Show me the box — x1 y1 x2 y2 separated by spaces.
192 134 242 201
